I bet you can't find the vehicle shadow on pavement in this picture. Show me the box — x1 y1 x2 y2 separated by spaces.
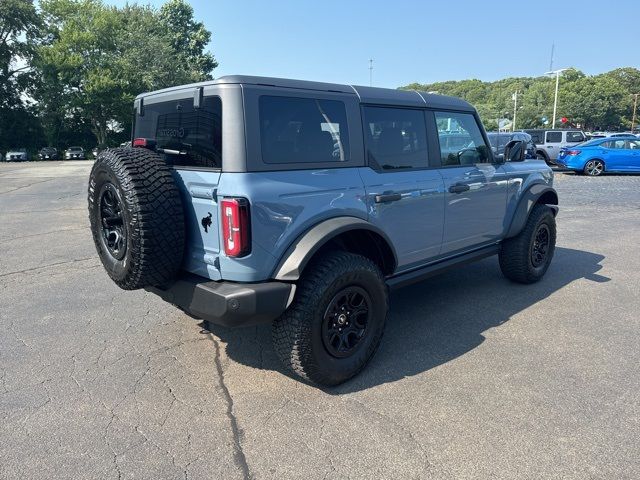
203 247 609 391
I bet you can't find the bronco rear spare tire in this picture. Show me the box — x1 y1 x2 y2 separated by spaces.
88 148 185 290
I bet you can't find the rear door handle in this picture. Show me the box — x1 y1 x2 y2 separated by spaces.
448 183 470 194
374 192 402 203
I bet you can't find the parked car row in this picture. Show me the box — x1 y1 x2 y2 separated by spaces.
587 131 640 140
1 146 89 161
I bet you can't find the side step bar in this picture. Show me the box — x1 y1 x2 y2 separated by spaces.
386 244 500 290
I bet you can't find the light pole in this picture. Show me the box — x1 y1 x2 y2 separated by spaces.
632 93 639 133
545 68 568 128
512 91 518 132
369 59 373 87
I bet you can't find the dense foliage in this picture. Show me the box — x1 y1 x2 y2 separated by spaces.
402 68 640 132
1 0 217 153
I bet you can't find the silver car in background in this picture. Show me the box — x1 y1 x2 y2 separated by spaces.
5 148 29 161
65 146 86 160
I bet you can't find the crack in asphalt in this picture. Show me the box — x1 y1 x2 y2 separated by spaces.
0 226 88 244
209 333 252 480
0 256 97 278
0 178 56 195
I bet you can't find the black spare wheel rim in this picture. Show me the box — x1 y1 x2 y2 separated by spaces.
98 182 127 261
322 286 372 358
531 223 550 268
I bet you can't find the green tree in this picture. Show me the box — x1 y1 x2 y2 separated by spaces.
0 0 44 151
400 67 640 131
33 0 217 147
159 0 218 80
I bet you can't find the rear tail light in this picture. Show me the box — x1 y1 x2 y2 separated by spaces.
566 150 581 156
132 137 156 149
221 198 251 257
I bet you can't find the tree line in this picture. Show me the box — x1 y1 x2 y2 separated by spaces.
3 0 639 154
402 68 640 132
1 0 216 153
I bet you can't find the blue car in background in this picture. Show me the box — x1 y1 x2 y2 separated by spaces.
556 137 640 176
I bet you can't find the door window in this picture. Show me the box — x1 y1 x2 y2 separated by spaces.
259 96 349 164
434 111 491 165
546 131 562 143
566 131 585 142
603 140 626 149
362 106 428 170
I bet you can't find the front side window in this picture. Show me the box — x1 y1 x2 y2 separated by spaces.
546 131 562 143
435 111 490 165
134 96 222 169
362 106 428 170
259 96 349 164
566 131 585 143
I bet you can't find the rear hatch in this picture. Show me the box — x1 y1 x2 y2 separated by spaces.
133 94 223 280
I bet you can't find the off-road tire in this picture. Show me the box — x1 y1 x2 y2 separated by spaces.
499 204 556 284
272 251 388 386
88 148 185 290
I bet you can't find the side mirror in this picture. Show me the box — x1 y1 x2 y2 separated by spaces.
504 140 526 162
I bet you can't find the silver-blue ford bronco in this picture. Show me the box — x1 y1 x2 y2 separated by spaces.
88 76 559 386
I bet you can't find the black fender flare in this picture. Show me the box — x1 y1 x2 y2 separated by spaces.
506 184 559 238
272 217 398 281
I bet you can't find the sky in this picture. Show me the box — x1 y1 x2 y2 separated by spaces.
109 0 640 88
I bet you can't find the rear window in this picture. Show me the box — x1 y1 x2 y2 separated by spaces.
259 96 349 164
134 96 222 169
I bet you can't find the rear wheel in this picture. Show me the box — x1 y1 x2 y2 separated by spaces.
272 251 387 386
584 159 604 176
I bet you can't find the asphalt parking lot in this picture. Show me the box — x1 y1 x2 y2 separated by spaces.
1 161 639 479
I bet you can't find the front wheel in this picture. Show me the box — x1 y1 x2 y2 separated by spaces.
272 251 388 386
584 159 604 176
499 204 556 284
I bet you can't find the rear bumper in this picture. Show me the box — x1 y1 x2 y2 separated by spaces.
146 273 294 327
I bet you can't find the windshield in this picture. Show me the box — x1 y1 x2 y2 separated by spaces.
69 147 83 151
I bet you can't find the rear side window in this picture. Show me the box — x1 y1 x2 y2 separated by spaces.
527 131 544 143
546 131 562 143
259 96 349 164
566 131 585 142
435 111 490 165
362 106 428 170
134 96 222 169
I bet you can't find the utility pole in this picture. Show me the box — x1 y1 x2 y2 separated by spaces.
369 59 373 87
545 68 568 129
512 91 518 132
549 43 555 71
632 93 639 133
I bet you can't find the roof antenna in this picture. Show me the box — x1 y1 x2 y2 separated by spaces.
549 42 555 71
369 59 373 87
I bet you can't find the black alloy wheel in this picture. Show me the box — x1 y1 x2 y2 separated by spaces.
99 182 127 261
530 224 550 268
321 286 372 358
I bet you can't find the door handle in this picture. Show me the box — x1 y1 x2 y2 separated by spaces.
448 183 470 194
374 192 402 203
